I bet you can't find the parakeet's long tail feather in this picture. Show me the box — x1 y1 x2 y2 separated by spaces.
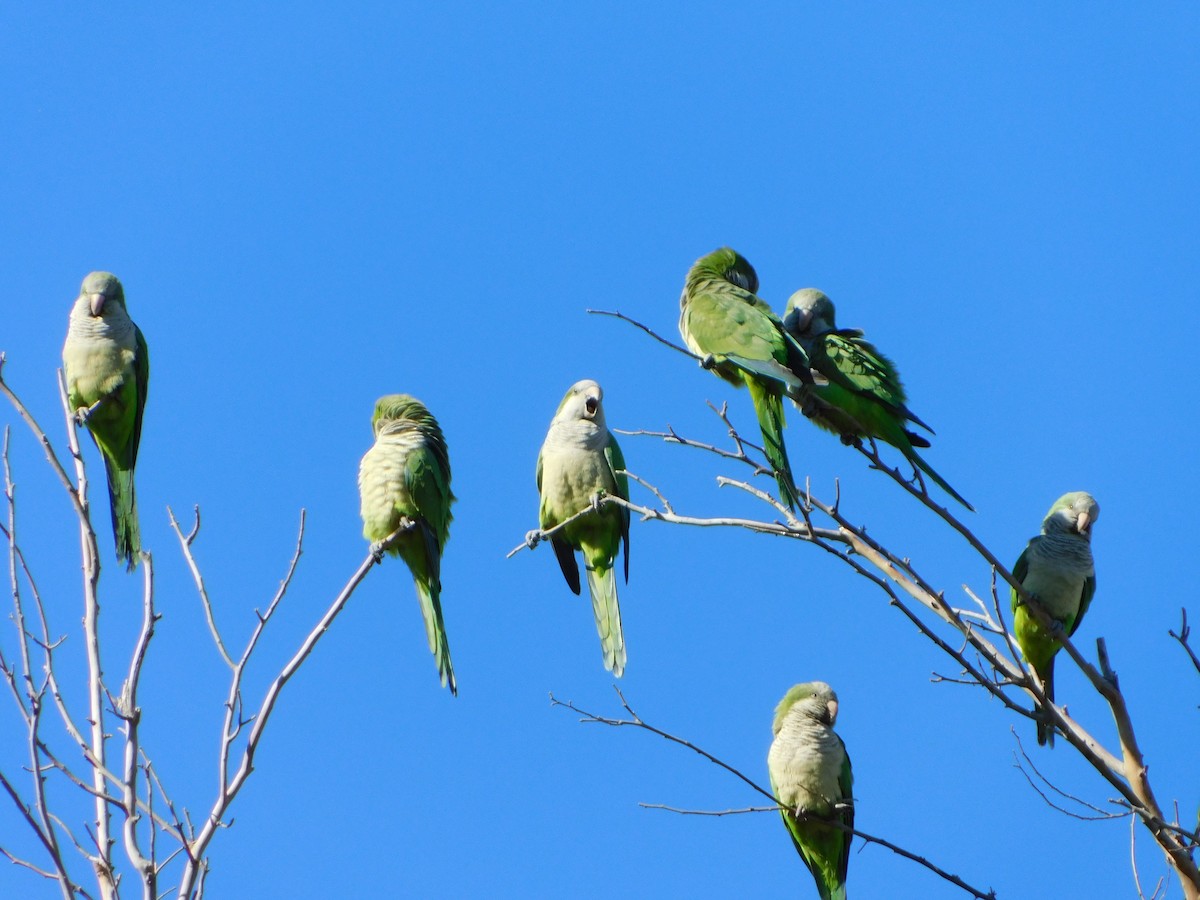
585 564 625 677
1037 661 1055 747
909 449 973 512
101 450 140 571
746 378 799 511
412 576 457 696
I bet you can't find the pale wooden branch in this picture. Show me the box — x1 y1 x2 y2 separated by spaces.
4 426 77 899
113 554 158 899
167 506 234 669
586 309 700 361
174 514 402 900
56 373 116 900
553 687 996 899
609 383 1200 897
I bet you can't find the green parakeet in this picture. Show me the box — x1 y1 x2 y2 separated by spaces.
782 288 973 511
358 394 457 695
62 271 149 571
678 248 812 511
1011 491 1099 746
536 379 630 676
768 681 854 900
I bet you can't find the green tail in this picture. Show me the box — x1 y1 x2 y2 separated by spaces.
909 449 974 512
413 574 457 696
101 449 140 571
746 377 799 510
1037 660 1055 747
585 563 625 677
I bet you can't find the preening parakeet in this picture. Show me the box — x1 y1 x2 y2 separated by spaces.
782 288 973 511
768 682 854 900
536 379 630 676
1011 491 1099 746
62 271 149 571
358 394 457 695
678 248 811 510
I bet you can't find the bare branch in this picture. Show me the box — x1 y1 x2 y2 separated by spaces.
554 688 996 899
586 310 700 361
167 506 234 669
176 513 396 900
1168 609 1200 678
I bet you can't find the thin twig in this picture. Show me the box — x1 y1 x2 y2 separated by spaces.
553 687 996 900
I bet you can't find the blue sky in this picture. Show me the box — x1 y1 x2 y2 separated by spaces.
2 4 1198 897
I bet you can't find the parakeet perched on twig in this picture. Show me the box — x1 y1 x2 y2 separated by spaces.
62 271 149 570
768 681 854 900
359 394 457 695
782 288 972 511
1011 491 1099 746
678 248 811 510
536 379 630 676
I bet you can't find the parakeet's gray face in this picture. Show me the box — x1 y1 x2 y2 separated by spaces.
78 271 125 317
1045 491 1099 539
557 379 604 424
775 680 840 732
783 289 835 336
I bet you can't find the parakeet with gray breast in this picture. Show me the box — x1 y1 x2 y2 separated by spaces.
768 681 854 900
536 379 630 676
1011 491 1099 746
62 271 149 571
359 394 457 695
782 287 972 511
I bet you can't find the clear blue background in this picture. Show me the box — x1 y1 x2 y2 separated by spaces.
2 5 1198 898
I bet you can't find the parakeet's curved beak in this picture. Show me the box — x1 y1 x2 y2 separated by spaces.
783 306 811 335
826 698 839 724
1076 511 1092 536
584 396 598 417
88 292 106 316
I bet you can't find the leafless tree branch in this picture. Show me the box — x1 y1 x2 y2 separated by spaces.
553 687 996 899
1168 609 1200 678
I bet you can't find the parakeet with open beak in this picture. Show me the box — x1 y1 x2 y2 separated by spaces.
536 379 630 676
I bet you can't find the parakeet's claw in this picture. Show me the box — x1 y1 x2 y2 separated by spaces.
589 491 606 512
369 540 386 563
524 529 542 549
699 353 718 370
838 432 858 446
75 397 105 426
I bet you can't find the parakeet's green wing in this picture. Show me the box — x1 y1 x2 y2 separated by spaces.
1010 547 1030 614
683 290 786 366
536 445 582 594
404 443 451 560
604 432 631 582
131 325 149 467
820 331 918 427
1069 574 1097 638
835 746 854 887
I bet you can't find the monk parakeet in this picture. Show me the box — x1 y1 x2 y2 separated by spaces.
358 394 457 695
62 271 149 570
678 248 812 510
1011 491 1099 746
536 379 630 676
768 681 854 900
782 288 973 511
